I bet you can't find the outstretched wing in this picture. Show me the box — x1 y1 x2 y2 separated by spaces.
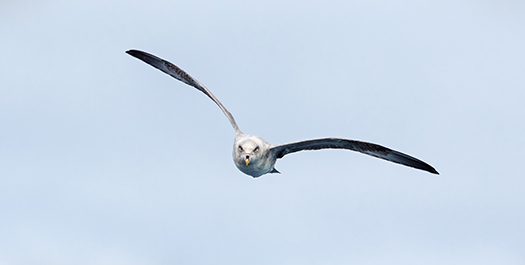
126 49 241 134
269 138 438 174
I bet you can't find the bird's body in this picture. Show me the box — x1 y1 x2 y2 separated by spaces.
127 49 439 177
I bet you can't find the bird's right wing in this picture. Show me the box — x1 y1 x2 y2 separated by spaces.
269 138 438 174
126 49 241 134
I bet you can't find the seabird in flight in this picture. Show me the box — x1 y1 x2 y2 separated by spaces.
126 49 438 177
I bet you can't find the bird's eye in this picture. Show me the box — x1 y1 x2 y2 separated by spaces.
238 146 243 152
254 146 259 152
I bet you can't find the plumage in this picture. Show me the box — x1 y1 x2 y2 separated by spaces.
127 49 439 177
270 138 438 174
126 50 241 133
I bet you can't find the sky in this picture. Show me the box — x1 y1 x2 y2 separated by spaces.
1 0 525 264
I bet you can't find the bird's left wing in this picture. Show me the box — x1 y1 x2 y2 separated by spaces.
269 138 438 174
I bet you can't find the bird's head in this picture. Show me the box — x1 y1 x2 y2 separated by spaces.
236 140 261 166
233 134 271 168
232 134 276 178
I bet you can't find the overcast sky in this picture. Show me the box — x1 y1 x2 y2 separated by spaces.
1 0 524 264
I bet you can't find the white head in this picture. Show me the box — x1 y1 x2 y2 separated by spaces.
232 134 274 177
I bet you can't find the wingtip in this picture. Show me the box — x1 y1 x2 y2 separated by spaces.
126 49 140 56
428 167 439 175
125 49 165 69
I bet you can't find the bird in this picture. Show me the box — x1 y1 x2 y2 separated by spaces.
126 49 439 177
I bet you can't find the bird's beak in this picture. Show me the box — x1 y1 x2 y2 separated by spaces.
245 157 250 166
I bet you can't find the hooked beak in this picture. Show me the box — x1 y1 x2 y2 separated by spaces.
245 157 250 166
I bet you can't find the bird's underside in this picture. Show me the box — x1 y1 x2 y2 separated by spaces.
127 49 439 177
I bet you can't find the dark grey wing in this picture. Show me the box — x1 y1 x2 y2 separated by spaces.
269 138 438 174
126 49 241 134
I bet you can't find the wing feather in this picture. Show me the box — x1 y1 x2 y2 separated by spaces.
126 49 241 134
270 138 438 174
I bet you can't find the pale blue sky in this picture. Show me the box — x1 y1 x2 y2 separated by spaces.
1 0 524 264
